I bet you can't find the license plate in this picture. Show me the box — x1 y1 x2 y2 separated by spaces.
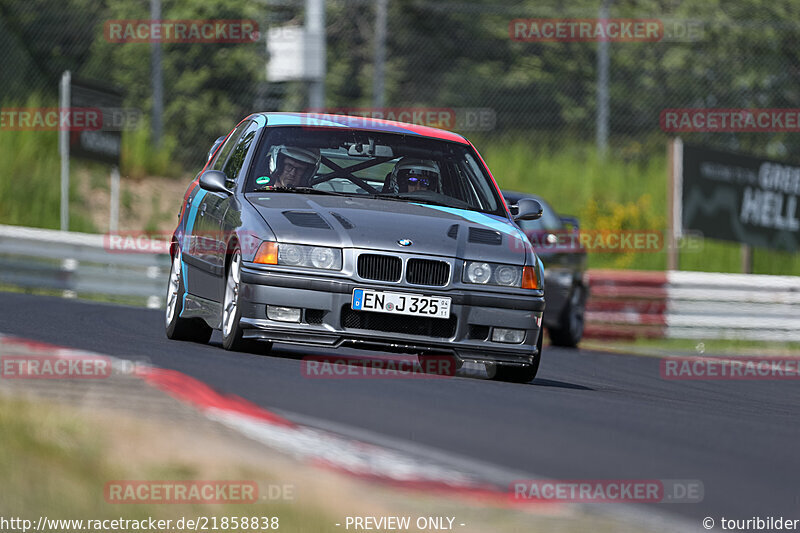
352 289 451 319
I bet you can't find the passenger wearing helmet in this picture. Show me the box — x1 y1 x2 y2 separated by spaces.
265 145 321 188
388 158 441 193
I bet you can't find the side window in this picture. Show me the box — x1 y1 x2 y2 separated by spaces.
211 121 250 172
222 122 260 181
443 162 476 208
460 153 498 211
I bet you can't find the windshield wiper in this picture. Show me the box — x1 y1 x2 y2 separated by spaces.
255 186 349 196
372 193 467 210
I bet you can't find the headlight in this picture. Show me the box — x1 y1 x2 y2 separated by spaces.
495 265 521 286
463 261 523 287
310 247 337 269
280 244 305 266
465 262 492 284
255 242 342 270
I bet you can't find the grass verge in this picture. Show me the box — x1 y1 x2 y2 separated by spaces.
0 395 331 531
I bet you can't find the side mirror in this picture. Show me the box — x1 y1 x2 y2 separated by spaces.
514 198 543 221
207 135 226 162
199 170 231 195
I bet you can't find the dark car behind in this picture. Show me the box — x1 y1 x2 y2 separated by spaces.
503 191 588 347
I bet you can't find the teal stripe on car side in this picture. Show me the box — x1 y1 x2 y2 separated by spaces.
180 188 207 313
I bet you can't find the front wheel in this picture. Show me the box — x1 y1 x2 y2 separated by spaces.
222 249 247 351
165 248 212 343
490 328 543 383
221 249 270 353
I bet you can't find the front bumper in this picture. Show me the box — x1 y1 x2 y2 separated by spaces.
239 265 545 366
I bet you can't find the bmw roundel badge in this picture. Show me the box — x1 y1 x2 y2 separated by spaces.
397 239 412 247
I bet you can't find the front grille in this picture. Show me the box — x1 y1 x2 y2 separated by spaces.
342 307 457 338
406 258 450 286
357 254 402 282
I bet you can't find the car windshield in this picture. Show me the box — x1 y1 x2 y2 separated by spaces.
246 127 504 215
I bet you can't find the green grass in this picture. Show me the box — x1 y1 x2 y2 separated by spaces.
0 94 180 233
481 137 666 216
478 136 800 275
121 117 181 180
0 396 331 531
0 96 95 232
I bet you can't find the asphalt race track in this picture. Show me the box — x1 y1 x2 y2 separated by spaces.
2 292 798 524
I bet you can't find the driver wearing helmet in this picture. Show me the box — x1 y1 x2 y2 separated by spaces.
389 158 441 193
264 145 321 188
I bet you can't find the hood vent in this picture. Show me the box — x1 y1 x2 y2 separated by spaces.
447 224 459 239
330 212 355 229
468 227 502 245
282 211 331 229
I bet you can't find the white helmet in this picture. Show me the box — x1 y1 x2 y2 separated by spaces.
266 145 321 185
389 158 441 193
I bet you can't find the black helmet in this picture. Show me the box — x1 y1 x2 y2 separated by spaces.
389 158 441 192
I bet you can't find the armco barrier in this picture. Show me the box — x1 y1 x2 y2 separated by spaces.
1 225 797 342
585 270 800 342
584 270 668 340
0 224 168 308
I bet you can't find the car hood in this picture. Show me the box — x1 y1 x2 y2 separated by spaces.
246 194 531 264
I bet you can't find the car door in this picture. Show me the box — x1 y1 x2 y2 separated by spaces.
186 122 249 301
207 121 260 279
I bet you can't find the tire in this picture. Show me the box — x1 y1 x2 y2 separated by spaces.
490 327 543 384
165 248 213 343
548 284 586 348
221 248 270 353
